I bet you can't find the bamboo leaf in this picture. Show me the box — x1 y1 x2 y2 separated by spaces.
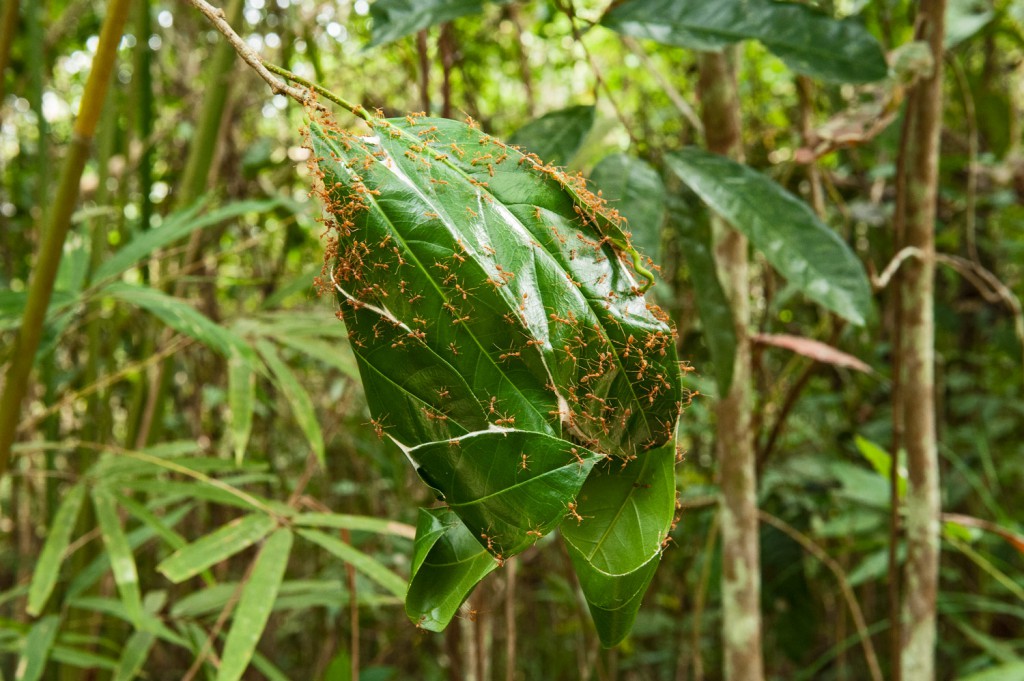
112 631 155 681
509 105 597 166
92 488 144 628
602 0 888 83
157 514 277 584
255 339 325 466
293 512 416 538
103 282 257 361
14 614 59 681
27 483 87 616
297 529 407 598
91 198 281 283
217 528 293 681
228 349 256 464
405 508 499 631
666 148 872 325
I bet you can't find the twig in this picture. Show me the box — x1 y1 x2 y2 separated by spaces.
758 511 884 681
620 36 703 135
872 246 925 291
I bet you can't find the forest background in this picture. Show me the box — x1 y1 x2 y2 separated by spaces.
0 0 1023 679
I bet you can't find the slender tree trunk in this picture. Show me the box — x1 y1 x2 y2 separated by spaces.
698 49 765 681
897 1 946 679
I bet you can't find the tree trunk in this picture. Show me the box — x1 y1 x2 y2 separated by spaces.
897 1 946 679
698 49 765 681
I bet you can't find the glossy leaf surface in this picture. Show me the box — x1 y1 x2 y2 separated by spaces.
368 0 489 47
590 153 666 260
666 148 872 325
309 111 682 642
405 508 498 631
509 105 596 167
602 0 888 83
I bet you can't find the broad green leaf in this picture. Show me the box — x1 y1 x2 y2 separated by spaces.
561 444 676 647
667 194 736 394
509 105 596 167
589 154 666 261
945 0 994 48
666 148 872 325
854 435 906 498
255 339 326 466
27 483 86 616
217 528 293 681
15 614 59 681
297 529 407 598
103 282 257 362
92 488 144 628
91 198 280 283
228 350 256 464
369 0 489 47
309 112 682 643
409 430 604 556
405 508 499 631
601 0 888 83
157 514 277 583
112 631 155 681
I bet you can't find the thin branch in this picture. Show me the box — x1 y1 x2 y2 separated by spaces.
758 511 884 681
620 35 704 135
872 246 925 291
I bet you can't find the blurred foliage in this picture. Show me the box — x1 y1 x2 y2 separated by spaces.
0 0 1022 679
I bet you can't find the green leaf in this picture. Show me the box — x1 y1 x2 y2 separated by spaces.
601 0 888 83
409 429 604 556
103 282 257 361
589 154 666 260
15 614 59 681
945 0 994 48
854 435 906 498
405 508 499 631
91 198 280 283
157 514 277 583
309 113 682 643
293 512 415 538
666 148 872 325
27 483 87 616
92 488 144 628
217 528 293 681
958 663 1024 681
561 444 676 647
255 339 326 466
667 194 736 394
509 105 596 166
228 350 256 464
297 529 407 598
112 631 156 681
369 0 489 47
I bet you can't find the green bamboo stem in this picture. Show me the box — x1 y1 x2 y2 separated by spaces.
0 0 133 480
0 0 20 125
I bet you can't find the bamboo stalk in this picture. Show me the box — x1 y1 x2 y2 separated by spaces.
0 0 20 127
0 0 133 479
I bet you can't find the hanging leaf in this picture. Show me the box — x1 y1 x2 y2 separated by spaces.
369 0 491 48
297 529 407 598
228 349 256 464
15 615 60 681
666 148 872 325
308 110 683 642
217 528 293 681
405 507 499 631
255 339 325 466
92 488 145 628
509 105 596 167
589 153 666 261
601 0 888 83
